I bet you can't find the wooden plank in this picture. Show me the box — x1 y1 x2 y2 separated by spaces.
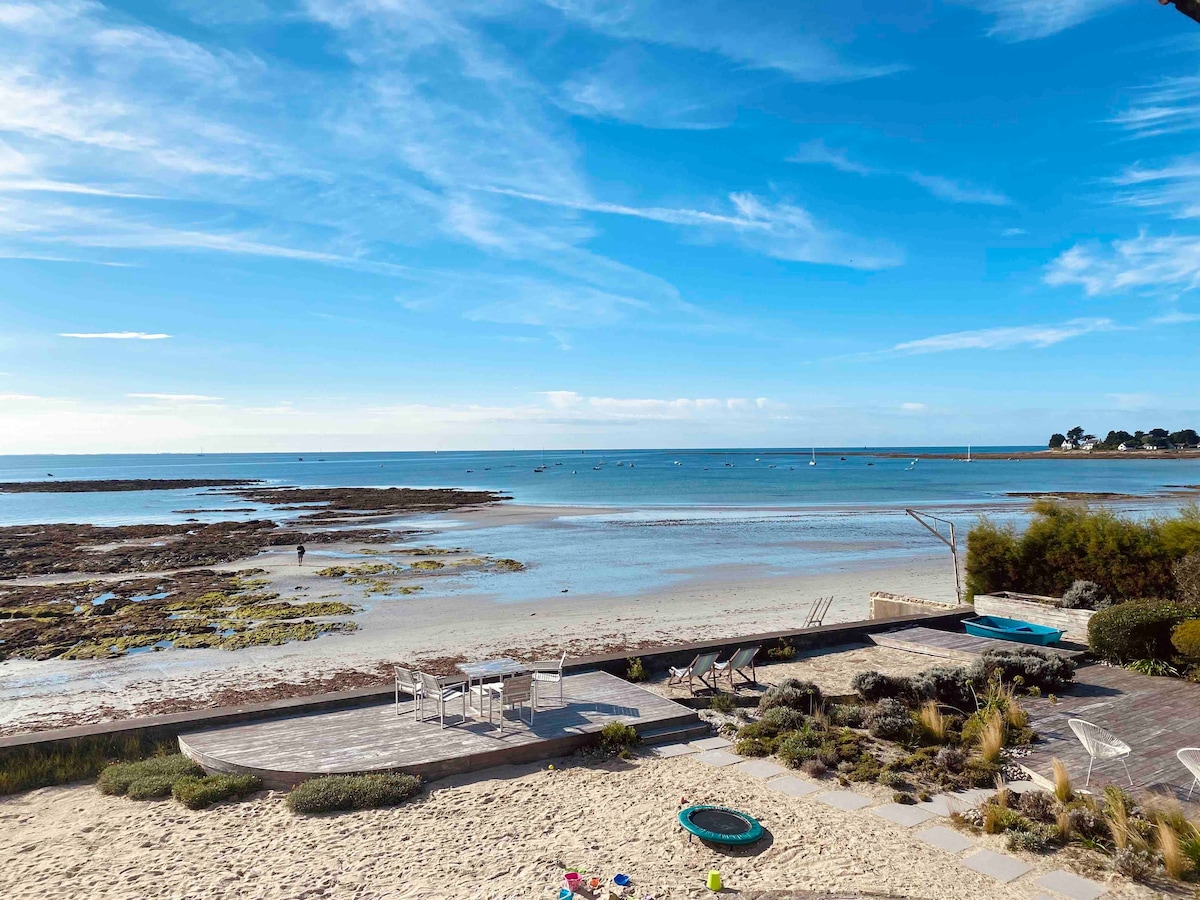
1020 665 1200 802
179 671 699 789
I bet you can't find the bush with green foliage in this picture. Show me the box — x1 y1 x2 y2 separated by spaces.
1177 553 1200 603
972 648 1075 694
1089 598 1200 663
850 670 910 703
596 722 640 758
172 774 261 810
1171 619 1200 660
757 678 822 714
708 692 736 713
867 698 912 741
624 657 647 682
1006 823 1059 853
966 500 1200 601
767 640 795 661
907 665 976 710
287 773 422 814
97 755 203 799
1060 579 1111 611
758 706 806 732
826 702 867 728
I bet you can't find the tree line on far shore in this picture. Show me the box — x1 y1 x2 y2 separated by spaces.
1047 425 1199 450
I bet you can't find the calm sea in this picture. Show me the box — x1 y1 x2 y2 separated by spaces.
2 449 1195 602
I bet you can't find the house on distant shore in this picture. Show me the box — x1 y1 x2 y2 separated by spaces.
1118 442 1140 451
1078 438 1100 451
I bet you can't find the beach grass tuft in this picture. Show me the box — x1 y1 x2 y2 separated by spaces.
977 711 1005 764
0 734 178 797
172 774 262 810
1051 757 1073 802
97 754 203 799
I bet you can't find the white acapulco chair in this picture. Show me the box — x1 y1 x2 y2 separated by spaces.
531 651 567 706
1178 748 1200 799
1068 718 1133 787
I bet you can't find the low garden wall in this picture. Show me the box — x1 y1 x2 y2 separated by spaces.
869 591 960 620
973 591 1094 643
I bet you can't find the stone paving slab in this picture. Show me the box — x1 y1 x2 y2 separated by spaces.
734 759 788 779
918 794 972 817
1033 870 1107 900
870 802 937 827
814 791 874 811
651 742 698 758
690 736 733 751
960 849 1033 883
766 776 821 798
951 788 995 805
696 749 742 767
914 825 975 854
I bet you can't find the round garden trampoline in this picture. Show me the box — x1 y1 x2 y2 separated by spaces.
678 805 764 845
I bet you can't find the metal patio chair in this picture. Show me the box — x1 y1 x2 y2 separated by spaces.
1068 718 1133 787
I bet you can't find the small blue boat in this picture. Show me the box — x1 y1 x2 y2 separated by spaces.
964 615 1064 647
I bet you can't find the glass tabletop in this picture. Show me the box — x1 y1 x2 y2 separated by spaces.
457 658 527 678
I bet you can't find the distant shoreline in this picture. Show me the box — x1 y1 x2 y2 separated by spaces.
835 449 1200 461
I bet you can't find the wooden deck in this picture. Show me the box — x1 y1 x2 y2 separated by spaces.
1021 664 1200 802
179 671 702 789
869 626 1087 664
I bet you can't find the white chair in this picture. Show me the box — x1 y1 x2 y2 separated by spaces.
393 666 423 718
474 673 534 733
531 652 567 706
668 651 719 696
713 645 761 690
1178 748 1200 799
417 671 468 729
1068 718 1132 787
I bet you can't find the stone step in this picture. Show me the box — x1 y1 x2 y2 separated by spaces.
638 720 711 745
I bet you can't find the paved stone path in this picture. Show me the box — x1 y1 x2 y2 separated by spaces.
649 740 1110 899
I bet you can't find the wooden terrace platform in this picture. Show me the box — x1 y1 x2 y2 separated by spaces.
1020 664 1200 801
869 626 1087 664
179 671 702 789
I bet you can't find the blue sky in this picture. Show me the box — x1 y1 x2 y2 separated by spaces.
2 0 1199 452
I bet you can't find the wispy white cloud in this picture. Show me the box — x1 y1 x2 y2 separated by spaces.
1045 233 1200 295
906 173 1010 206
788 145 1009 206
484 187 902 269
890 318 1116 354
1150 309 1200 324
1110 74 1200 139
1109 156 1200 219
60 331 170 339
788 141 876 176
957 0 1129 42
127 392 222 402
899 402 927 412
542 0 904 83
1002 228 1027 236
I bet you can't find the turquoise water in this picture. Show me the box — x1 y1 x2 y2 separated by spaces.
0 447 1196 526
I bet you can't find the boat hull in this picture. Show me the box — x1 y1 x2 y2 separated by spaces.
963 615 1064 647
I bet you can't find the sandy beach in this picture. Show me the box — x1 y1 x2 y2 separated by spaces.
0 751 1159 900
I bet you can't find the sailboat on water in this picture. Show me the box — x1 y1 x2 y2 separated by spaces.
809 447 816 466
965 444 972 463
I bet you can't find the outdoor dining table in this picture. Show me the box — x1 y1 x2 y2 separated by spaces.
457 658 528 715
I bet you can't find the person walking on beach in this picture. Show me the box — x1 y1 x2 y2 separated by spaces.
297 544 306 566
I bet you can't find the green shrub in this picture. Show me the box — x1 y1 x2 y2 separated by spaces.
1006 823 1059 853
767 641 794 661
777 735 819 768
596 722 640 757
625 657 647 682
1089 598 1200 663
972 648 1075 694
758 706 806 733
758 678 822 714
287 773 422 814
867 698 912 741
851 670 910 703
892 791 916 804
826 703 867 728
1171 619 1200 659
172 774 261 810
908 665 976 710
966 501 1200 600
1061 580 1111 611
1017 789 1056 823
734 737 773 757
709 693 735 713
97 755 203 799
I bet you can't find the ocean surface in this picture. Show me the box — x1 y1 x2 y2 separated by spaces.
2 448 1196 603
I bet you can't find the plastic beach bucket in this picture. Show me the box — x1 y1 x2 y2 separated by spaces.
707 870 723 891
564 873 582 891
